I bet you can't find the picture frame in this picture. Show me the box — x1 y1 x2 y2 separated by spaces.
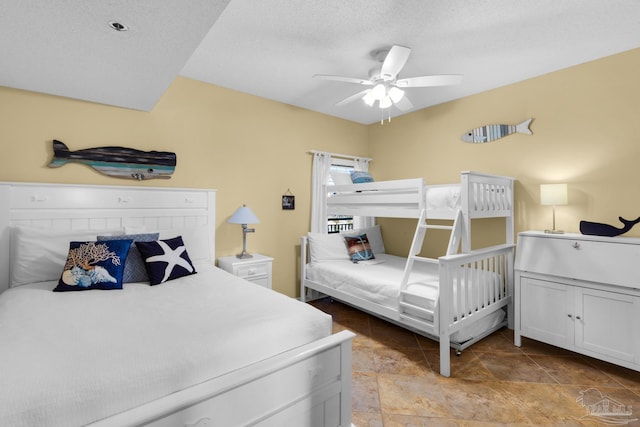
282 190 295 210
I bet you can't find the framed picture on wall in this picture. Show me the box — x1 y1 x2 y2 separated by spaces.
282 190 295 210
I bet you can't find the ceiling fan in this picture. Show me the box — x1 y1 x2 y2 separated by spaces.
314 45 462 112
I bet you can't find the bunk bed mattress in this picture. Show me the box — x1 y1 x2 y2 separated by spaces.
305 254 504 342
0 262 332 427
426 185 462 211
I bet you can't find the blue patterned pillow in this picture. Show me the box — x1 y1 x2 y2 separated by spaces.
350 170 374 184
97 233 159 283
135 236 197 285
53 239 133 292
344 234 375 261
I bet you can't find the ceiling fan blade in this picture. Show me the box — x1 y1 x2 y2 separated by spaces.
395 74 463 88
394 95 413 111
336 89 370 107
380 45 411 80
313 74 373 85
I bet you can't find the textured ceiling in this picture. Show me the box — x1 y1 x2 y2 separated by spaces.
2 1 639 124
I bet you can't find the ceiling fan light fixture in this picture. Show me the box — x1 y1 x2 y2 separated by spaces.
379 95 392 109
388 87 404 103
372 83 386 100
362 90 376 106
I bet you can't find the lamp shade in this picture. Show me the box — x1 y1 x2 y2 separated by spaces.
228 205 260 224
540 184 568 206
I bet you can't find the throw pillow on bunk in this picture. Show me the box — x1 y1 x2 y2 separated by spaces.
344 234 375 261
350 171 374 183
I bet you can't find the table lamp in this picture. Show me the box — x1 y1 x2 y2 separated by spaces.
228 205 260 258
540 184 567 234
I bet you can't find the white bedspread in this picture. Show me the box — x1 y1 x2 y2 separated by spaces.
0 262 331 427
306 254 441 309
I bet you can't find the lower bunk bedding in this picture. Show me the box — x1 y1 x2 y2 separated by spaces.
305 253 505 344
0 261 334 427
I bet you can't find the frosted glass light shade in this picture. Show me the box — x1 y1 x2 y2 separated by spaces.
228 205 260 224
540 184 568 206
388 86 404 103
362 90 375 106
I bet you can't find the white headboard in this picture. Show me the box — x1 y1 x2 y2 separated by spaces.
0 182 216 293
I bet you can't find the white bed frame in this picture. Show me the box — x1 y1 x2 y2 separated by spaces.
302 171 515 377
0 181 354 427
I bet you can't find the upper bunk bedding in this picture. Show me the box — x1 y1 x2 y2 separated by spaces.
326 171 514 222
0 261 331 427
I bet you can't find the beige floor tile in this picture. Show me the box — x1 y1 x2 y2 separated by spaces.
530 354 625 387
475 351 557 383
424 350 495 381
352 371 381 413
377 373 451 418
436 379 533 424
383 413 461 426
352 344 377 373
372 346 432 377
352 410 384 427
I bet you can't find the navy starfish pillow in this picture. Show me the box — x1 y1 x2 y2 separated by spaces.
135 236 197 285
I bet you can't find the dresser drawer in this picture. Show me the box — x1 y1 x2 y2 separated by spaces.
236 262 270 278
516 233 640 289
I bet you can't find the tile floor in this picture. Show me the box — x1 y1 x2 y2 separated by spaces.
309 298 640 427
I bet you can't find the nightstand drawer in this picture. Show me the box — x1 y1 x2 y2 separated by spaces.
246 275 270 288
217 254 273 290
236 263 270 278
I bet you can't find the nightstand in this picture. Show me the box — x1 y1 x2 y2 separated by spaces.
217 254 273 289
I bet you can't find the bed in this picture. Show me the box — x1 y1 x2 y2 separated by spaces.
0 181 354 427
301 171 515 377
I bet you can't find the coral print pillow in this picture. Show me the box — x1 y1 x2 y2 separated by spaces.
53 240 133 292
135 236 197 285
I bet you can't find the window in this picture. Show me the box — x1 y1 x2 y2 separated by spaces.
327 164 354 234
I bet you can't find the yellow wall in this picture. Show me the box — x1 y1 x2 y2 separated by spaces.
0 77 369 297
369 48 640 257
2 48 639 296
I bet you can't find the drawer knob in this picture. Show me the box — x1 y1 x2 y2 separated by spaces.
572 242 581 249
568 314 572 318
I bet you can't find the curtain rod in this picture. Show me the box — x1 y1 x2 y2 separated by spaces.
308 150 372 162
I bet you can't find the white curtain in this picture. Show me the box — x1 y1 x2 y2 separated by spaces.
310 152 332 233
352 157 375 230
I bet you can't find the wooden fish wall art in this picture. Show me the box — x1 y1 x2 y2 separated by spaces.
48 140 176 180
461 118 533 143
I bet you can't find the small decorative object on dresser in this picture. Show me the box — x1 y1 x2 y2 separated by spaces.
580 216 640 237
514 231 640 372
218 254 273 289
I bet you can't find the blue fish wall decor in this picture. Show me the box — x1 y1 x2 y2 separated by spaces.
49 140 176 180
461 118 533 143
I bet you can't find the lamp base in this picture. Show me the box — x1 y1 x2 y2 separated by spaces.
544 229 564 234
236 251 253 259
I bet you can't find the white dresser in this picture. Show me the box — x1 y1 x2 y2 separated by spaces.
217 254 273 289
514 231 640 371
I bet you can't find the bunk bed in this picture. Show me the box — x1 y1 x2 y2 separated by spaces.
301 171 515 377
0 182 354 427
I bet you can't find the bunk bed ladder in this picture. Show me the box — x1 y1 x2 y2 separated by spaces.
397 209 465 330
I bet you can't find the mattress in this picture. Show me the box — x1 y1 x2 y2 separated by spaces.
305 253 504 342
0 262 332 427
